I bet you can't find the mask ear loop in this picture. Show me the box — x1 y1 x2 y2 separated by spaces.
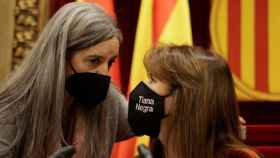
162 86 178 118
69 62 77 74
66 51 78 74
64 60 79 137
161 95 171 118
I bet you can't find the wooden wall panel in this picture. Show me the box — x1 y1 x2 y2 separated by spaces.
0 0 15 80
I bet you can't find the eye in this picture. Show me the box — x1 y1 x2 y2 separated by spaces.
108 58 116 69
148 74 156 83
89 57 101 65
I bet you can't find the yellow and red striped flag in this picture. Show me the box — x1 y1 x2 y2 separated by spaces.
121 0 193 157
210 0 280 101
77 0 115 17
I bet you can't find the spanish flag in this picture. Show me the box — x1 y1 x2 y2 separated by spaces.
118 0 193 157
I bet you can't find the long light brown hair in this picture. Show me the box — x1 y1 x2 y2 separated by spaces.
144 45 245 158
0 2 122 158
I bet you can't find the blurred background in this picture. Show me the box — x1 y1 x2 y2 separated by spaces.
0 0 279 157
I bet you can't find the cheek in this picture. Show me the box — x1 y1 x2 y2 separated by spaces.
70 55 91 73
145 81 171 96
157 83 171 96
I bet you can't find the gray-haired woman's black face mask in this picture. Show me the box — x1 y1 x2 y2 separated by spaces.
128 81 168 138
65 71 111 109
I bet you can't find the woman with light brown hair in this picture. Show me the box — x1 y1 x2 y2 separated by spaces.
0 2 131 158
128 45 262 158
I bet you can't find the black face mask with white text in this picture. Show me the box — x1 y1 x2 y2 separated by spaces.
128 81 167 137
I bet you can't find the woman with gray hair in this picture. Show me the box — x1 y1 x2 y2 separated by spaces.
0 2 131 158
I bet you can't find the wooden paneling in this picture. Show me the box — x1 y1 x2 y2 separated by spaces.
0 0 15 80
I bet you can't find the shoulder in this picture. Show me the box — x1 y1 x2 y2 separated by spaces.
104 84 132 141
224 147 262 158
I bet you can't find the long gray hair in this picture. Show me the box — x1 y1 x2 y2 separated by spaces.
0 2 122 158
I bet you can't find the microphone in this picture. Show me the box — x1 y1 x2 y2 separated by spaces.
50 146 75 158
137 144 153 158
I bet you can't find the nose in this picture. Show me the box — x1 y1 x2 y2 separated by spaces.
93 63 109 76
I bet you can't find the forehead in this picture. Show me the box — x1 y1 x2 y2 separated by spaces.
76 37 120 57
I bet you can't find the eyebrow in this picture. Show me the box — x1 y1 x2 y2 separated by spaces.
86 54 118 61
86 55 103 59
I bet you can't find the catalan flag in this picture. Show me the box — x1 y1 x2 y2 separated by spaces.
210 0 280 101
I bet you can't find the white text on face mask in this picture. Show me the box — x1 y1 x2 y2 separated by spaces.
138 96 154 105
135 96 154 113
